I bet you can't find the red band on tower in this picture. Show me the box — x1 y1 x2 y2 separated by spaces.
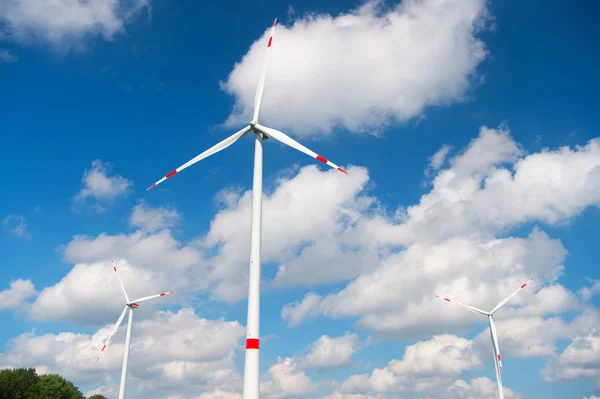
246 338 260 349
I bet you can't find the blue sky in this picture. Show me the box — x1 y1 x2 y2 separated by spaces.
1 0 600 398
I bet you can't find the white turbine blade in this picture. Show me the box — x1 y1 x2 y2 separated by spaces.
146 125 252 190
129 291 174 304
252 18 277 122
96 306 128 362
490 336 504 399
491 277 534 314
434 294 488 315
489 316 504 373
254 123 348 174
113 260 129 303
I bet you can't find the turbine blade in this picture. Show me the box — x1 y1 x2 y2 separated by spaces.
129 291 174 304
489 316 504 373
96 306 128 362
434 294 488 315
491 277 534 314
254 124 348 174
113 260 129 303
146 125 252 190
253 18 277 122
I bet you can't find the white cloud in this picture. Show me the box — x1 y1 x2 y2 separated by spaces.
280 125 600 336
73 159 133 212
130 201 182 232
0 49 18 63
0 0 150 50
0 308 245 399
542 328 600 386
222 0 490 135
0 279 36 311
422 377 521 399
336 335 481 395
426 144 453 176
2 214 30 239
304 333 360 369
580 279 600 301
29 260 180 325
261 357 318 399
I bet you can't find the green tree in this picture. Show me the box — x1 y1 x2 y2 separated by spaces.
0 367 39 399
33 374 85 399
87 395 107 399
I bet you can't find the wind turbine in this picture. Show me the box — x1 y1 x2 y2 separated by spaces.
96 260 174 399
145 18 348 399
435 277 534 399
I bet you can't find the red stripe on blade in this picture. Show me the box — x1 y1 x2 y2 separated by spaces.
268 37 273 47
316 155 328 164
273 18 277 27
101 345 106 351
166 170 177 178
246 338 260 349
338 167 348 174
146 183 156 191
498 355 501 361
444 298 451 302
521 283 527 288
131 303 139 308
113 266 117 272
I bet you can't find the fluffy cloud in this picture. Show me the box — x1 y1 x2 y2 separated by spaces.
336 335 481 395
0 279 36 311
130 201 182 232
261 357 318 399
0 0 149 49
422 377 521 399
281 124 600 337
542 329 600 386
200 164 375 302
0 308 245 399
304 333 360 369
73 159 133 212
580 280 600 301
2 214 30 239
222 0 489 135
29 260 180 325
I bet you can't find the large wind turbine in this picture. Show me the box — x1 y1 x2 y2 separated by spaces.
435 277 534 399
146 19 347 399
96 260 174 399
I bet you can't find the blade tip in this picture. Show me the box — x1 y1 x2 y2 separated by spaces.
146 183 157 191
338 167 348 174
273 17 277 26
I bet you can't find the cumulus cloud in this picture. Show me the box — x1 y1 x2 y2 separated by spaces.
73 159 133 212
0 308 244 399
280 124 600 337
422 377 521 399
2 214 30 239
0 0 150 50
0 279 36 311
130 201 182 232
29 260 180 325
304 333 360 369
222 0 490 135
542 328 600 386
335 335 481 395
261 357 318 399
580 279 600 301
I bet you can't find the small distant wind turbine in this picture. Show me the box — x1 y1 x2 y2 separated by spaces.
146 18 348 399
435 277 534 399
96 260 174 399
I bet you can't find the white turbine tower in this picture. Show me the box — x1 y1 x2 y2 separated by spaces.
96 260 174 399
435 277 534 399
146 19 348 399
